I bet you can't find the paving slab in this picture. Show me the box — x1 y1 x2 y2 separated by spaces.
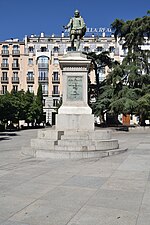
62 175 107 189
0 221 29 225
10 199 81 225
87 189 143 212
67 205 137 225
136 212 150 225
40 186 95 211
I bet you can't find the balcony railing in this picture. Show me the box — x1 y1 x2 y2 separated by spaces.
42 90 48 95
27 77 34 83
12 77 19 83
38 77 48 82
1 50 9 56
52 77 60 83
38 63 49 69
12 50 20 56
0 90 7 95
12 63 20 69
1 77 9 83
52 91 60 97
37 49 49 52
1 63 9 69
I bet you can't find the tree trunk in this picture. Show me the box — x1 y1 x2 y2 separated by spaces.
139 114 146 126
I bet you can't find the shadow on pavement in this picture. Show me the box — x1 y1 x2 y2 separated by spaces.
0 132 19 136
0 137 11 141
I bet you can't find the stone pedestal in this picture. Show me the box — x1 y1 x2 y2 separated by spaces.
22 52 127 159
56 52 94 131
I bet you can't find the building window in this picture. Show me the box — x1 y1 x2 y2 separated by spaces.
53 99 59 107
12 58 19 68
98 67 105 82
28 47 34 53
67 46 76 51
67 47 72 51
2 72 8 80
12 72 19 82
2 45 9 55
38 57 48 64
2 45 8 50
53 58 59 65
96 47 103 52
41 84 48 95
53 85 59 94
13 72 18 79
53 72 59 80
13 45 19 50
28 58 33 65
2 58 8 65
28 85 33 93
41 47 47 52
27 71 34 80
2 85 7 94
109 46 115 53
12 45 20 55
42 99 45 106
39 70 48 80
53 46 59 53
83 47 89 52
38 56 49 69
13 85 18 92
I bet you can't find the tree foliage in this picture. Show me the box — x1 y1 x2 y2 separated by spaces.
0 87 44 127
91 11 150 125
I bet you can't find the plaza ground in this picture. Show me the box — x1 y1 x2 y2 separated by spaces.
0 127 150 225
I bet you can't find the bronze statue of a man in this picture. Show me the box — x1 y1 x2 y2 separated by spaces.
63 10 86 50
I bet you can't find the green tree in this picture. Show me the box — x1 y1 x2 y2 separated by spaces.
137 93 150 125
34 84 43 125
108 11 150 125
0 92 18 126
21 90 35 125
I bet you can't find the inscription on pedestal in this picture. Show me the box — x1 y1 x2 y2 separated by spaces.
67 76 83 101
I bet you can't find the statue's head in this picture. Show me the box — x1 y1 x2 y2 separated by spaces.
74 10 80 17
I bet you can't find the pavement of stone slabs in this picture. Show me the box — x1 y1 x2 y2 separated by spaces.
0 128 150 225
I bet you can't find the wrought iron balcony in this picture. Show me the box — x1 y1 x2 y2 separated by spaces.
52 91 60 97
38 77 48 82
0 90 7 95
27 77 34 83
1 63 9 69
1 77 9 83
12 63 20 69
38 63 49 69
42 90 48 95
12 50 20 56
1 50 9 56
52 77 60 83
12 77 19 83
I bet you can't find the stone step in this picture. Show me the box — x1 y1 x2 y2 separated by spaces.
37 129 61 140
55 145 96 151
95 139 119 150
31 139 55 150
63 130 111 140
57 139 118 150
105 148 128 156
30 138 118 152
61 135 90 140
57 139 94 147
34 148 127 159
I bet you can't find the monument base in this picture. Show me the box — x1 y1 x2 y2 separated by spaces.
22 128 127 159
56 114 94 131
